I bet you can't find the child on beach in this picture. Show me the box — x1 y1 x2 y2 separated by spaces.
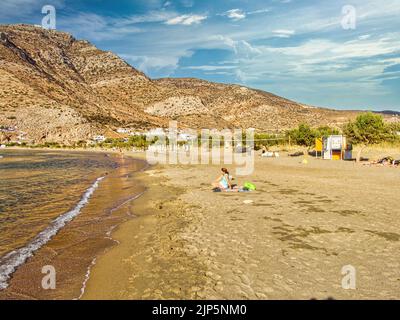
212 168 239 192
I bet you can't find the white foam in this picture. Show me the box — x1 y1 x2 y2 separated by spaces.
0 176 105 290
75 257 97 300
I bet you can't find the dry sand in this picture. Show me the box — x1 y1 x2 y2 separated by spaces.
83 148 400 300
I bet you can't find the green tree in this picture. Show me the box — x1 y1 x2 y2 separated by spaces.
127 135 154 150
343 112 391 161
286 123 316 147
254 133 283 150
315 126 340 138
388 122 400 135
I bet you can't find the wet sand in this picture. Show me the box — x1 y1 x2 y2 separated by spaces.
83 148 400 300
0 152 147 300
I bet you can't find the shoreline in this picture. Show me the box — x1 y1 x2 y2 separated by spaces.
0 175 105 291
0 148 149 300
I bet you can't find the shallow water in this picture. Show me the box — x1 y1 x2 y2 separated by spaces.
0 150 145 295
0 150 116 257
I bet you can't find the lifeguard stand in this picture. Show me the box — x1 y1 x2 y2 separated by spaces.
315 135 352 160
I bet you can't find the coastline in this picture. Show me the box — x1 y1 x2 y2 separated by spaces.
0 149 148 300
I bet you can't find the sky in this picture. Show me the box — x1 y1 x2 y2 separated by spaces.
1 0 400 111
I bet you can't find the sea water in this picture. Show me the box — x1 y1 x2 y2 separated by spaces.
0 150 131 290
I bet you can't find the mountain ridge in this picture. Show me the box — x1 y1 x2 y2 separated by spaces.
0 24 380 144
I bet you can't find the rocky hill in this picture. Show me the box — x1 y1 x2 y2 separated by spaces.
0 24 364 144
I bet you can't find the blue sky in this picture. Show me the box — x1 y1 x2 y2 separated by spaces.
1 0 400 111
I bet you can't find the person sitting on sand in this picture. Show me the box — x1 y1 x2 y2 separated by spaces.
212 168 234 191
261 145 268 154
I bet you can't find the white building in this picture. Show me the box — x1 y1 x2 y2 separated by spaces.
146 128 167 138
178 133 197 142
93 135 106 143
117 128 130 134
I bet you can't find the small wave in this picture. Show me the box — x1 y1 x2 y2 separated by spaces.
109 191 145 214
0 176 105 290
75 257 97 300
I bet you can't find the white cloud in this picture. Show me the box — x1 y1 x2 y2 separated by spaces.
165 14 207 25
203 71 232 75
234 69 258 83
122 11 175 24
248 9 270 15
213 35 261 57
235 69 247 82
359 35 371 40
331 37 400 60
356 0 400 20
266 36 400 62
243 35 400 91
264 39 333 56
121 54 181 75
225 9 246 21
272 29 295 38
180 0 194 8
219 7 269 21
184 65 236 71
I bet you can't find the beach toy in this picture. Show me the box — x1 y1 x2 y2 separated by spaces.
244 182 256 191
243 200 254 204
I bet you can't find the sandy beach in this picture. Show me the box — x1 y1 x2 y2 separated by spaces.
1 146 399 300
81 147 400 300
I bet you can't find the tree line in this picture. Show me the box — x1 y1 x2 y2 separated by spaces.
4 113 399 152
285 112 400 148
